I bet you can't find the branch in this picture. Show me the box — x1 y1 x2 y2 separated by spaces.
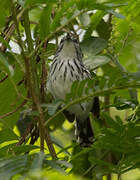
0 100 27 119
0 74 8 83
117 28 133 57
22 9 46 152
45 128 57 159
107 50 126 73
40 43 57 158
11 1 45 152
0 6 27 52
16 122 33 146
45 83 140 126
28 9 86 58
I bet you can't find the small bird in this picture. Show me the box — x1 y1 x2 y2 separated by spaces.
47 34 99 147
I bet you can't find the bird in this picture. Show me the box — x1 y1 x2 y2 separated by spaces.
47 33 99 147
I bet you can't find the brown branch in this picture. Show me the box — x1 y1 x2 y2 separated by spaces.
40 42 57 158
40 59 47 102
0 7 26 52
0 100 27 119
22 8 46 152
45 128 57 159
0 74 8 83
10 1 56 156
16 122 33 146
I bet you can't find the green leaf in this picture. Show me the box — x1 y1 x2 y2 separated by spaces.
0 60 26 128
57 160 72 169
46 110 65 130
77 79 87 97
0 53 14 76
45 43 56 58
0 143 16 157
39 4 52 40
0 37 11 50
106 9 125 19
56 143 72 156
66 80 79 101
13 145 39 155
76 0 108 11
78 13 90 27
0 11 6 28
25 0 56 6
0 155 27 179
0 0 11 29
0 144 39 156
102 112 122 131
84 55 110 70
96 19 112 40
81 37 108 57
0 129 18 144
89 155 116 172
50 0 76 32
46 99 63 116
105 3 128 8
83 10 105 40
113 96 138 110
45 160 66 174
30 152 45 170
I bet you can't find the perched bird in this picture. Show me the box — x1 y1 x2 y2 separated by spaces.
47 34 99 147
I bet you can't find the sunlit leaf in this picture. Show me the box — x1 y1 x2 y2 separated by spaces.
0 129 18 144
84 55 110 70
39 3 52 40
0 53 14 76
81 37 107 56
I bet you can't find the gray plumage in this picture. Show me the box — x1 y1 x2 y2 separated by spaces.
47 34 96 147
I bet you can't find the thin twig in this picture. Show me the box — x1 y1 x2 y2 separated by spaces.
29 9 86 58
16 122 33 146
11 1 44 152
0 75 8 83
0 6 27 52
117 28 133 57
45 83 140 126
107 50 126 73
82 151 109 177
0 100 27 119
45 128 57 159
40 42 57 158
40 59 47 102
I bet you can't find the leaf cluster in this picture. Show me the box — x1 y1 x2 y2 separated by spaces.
0 0 140 179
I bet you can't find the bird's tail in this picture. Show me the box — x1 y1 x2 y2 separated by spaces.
75 117 94 147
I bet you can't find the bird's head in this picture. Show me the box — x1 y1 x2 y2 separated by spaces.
55 33 83 60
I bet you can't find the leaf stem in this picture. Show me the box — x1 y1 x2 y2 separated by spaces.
45 83 140 126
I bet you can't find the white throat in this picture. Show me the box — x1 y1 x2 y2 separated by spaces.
60 41 76 59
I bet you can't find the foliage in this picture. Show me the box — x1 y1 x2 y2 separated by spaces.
0 0 140 180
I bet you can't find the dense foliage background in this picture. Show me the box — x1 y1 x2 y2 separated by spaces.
0 0 140 179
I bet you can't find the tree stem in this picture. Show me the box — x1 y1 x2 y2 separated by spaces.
23 9 45 152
